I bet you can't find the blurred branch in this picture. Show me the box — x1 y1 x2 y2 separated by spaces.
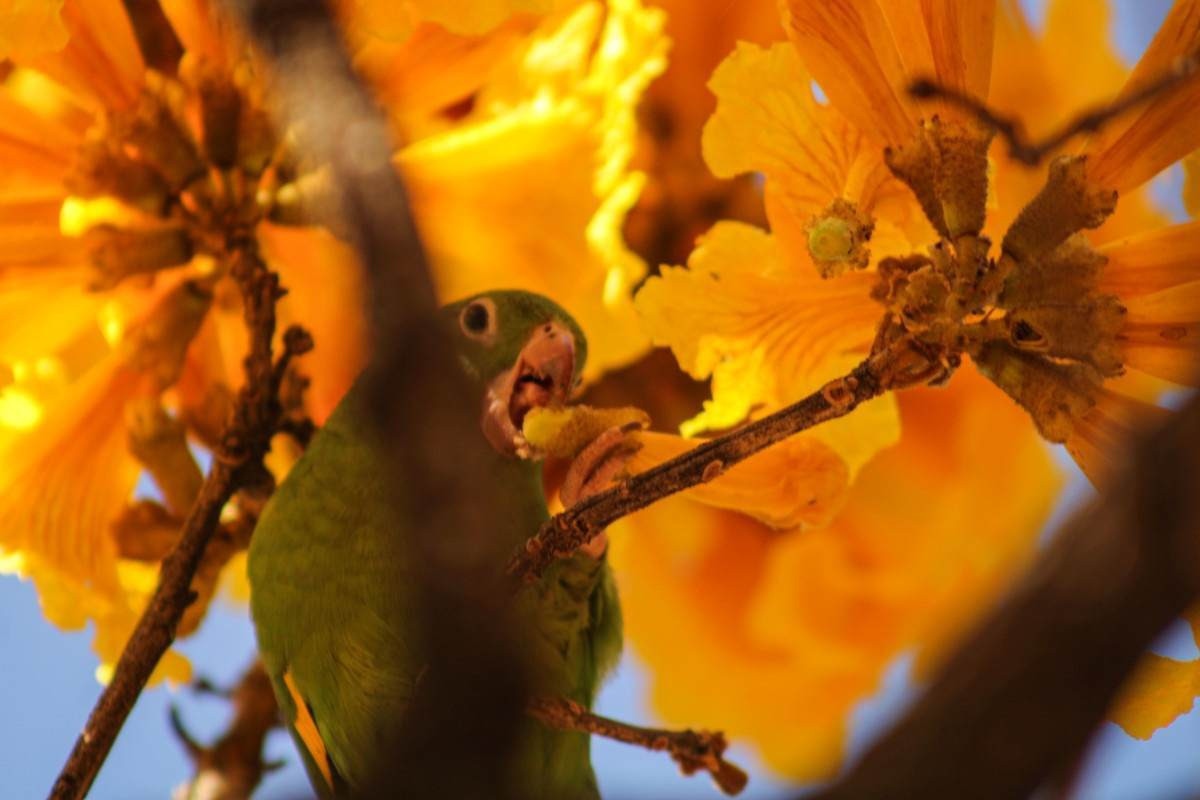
169 660 284 800
50 250 311 800
810 391 1200 800
229 1 526 795
529 696 749 796
909 51 1200 166
510 350 897 581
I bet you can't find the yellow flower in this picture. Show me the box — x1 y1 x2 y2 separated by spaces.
639 0 1200 482
611 368 1058 778
0 0 664 679
622 0 1200 777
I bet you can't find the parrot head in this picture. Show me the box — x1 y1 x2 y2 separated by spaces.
443 290 588 456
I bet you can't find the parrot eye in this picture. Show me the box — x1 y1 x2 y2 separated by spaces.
459 298 497 343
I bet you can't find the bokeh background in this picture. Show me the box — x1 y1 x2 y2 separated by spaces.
3 0 1198 798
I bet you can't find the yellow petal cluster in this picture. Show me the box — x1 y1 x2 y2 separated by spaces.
611 368 1058 778
0 0 665 680
622 0 1200 778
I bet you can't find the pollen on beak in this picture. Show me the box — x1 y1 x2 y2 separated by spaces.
481 321 577 457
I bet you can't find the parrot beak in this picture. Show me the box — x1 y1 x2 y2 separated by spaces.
482 321 577 456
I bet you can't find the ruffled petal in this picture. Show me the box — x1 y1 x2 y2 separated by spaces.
630 430 850 530
1084 0 1200 193
701 40 922 249
0 355 142 598
634 221 888 436
1118 280 1200 387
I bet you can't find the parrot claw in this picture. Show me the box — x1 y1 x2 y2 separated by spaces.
561 423 642 557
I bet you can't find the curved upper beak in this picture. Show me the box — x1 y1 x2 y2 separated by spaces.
481 321 577 456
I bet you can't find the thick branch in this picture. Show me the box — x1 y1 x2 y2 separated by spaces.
528 696 748 796
509 352 890 581
50 250 303 800
810 391 1200 800
910 52 1199 166
231 2 527 795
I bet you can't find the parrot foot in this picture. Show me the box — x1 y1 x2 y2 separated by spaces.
560 422 643 558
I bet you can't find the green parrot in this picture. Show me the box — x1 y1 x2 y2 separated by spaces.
247 290 625 799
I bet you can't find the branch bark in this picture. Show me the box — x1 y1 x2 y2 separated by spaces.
509 352 891 581
909 51 1200 166
50 250 305 800
230 2 527 795
810 391 1200 800
529 696 749 796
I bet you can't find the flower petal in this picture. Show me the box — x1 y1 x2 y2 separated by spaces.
1084 0 1200 192
701 40 915 241
0 0 68 61
1099 220 1200 298
779 0 919 146
635 221 888 437
1110 653 1200 741
1065 383 1170 486
611 367 1058 779
0 355 141 598
1185 148 1200 218
260 224 368 422
1118 280 1200 387
23 0 145 111
159 0 237 64
401 106 649 377
780 0 995 147
407 0 559 36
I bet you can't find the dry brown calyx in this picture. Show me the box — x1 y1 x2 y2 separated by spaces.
868 116 1126 442
64 52 324 290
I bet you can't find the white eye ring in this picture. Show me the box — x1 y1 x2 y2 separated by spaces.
459 297 498 344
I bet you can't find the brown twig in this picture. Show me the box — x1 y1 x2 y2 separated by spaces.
231 1 527 796
49 248 309 800
509 351 892 581
528 696 749 796
168 660 284 800
909 51 1200 166
809 391 1200 800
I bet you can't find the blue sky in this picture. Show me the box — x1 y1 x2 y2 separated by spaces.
2 1 1198 798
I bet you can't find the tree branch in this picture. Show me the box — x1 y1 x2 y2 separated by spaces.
528 696 749 796
509 351 893 581
809 391 1200 800
50 249 309 800
909 51 1199 166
